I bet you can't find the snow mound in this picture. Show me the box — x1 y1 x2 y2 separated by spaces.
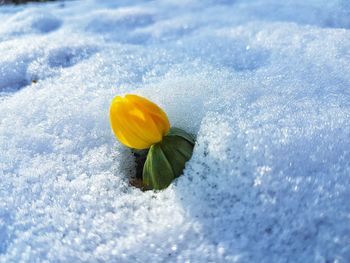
1 0 350 262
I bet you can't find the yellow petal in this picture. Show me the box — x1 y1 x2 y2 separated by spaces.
109 94 171 149
125 95 170 133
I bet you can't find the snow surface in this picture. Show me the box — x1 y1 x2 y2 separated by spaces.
1 0 350 262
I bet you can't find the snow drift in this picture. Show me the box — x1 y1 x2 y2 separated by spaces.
1 0 350 262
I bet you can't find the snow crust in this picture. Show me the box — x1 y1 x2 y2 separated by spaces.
1 0 350 262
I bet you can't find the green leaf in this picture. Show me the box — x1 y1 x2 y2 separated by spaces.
143 144 175 190
166 127 195 145
142 133 194 190
161 136 193 177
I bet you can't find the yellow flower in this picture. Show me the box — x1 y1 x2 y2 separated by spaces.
109 94 170 149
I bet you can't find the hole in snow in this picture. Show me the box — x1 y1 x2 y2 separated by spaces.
129 149 150 191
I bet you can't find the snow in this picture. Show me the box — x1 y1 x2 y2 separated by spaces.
1 0 350 262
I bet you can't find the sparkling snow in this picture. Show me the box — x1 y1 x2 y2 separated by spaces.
1 0 350 262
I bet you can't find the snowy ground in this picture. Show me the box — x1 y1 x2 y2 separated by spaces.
1 0 350 262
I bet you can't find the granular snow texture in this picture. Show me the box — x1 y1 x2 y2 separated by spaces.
1 0 350 262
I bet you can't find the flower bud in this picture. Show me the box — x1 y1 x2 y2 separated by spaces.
109 94 170 150
143 127 195 190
